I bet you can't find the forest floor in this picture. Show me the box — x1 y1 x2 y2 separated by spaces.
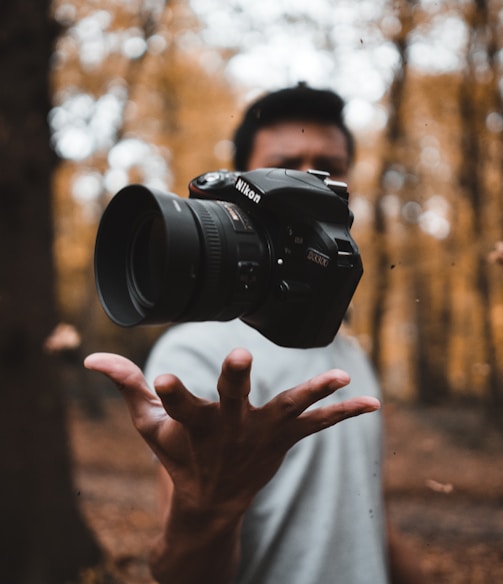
69 398 503 583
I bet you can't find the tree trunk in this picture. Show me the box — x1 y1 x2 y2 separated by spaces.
458 0 503 418
370 1 415 375
0 1 102 581
413 254 452 403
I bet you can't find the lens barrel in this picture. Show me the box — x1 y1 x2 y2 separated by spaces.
94 185 269 327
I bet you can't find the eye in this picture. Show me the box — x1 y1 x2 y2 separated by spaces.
328 168 348 181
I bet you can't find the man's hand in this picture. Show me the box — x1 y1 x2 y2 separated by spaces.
85 348 379 513
84 348 380 584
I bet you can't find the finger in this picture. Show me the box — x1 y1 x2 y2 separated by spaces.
216 348 253 414
154 373 211 427
294 396 381 441
267 368 351 419
84 352 153 396
84 352 166 424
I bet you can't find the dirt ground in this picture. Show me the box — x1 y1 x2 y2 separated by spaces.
69 398 503 583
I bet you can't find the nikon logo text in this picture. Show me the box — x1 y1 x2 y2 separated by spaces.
235 178 262 204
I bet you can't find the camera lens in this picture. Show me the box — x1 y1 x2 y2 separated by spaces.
127 213 165 312
94 185 270 327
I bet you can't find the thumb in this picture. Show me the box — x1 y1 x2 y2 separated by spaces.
84 352 146 390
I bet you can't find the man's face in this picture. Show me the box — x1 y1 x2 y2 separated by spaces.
246 121 350 182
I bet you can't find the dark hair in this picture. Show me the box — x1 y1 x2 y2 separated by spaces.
232 84 355 171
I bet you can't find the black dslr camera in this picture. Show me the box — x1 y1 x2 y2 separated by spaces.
94 168 363 348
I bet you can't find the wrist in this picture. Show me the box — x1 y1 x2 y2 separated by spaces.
168 489 247 537
150 494 245 584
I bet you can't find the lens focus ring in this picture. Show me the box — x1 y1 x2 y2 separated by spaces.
189 200 224 307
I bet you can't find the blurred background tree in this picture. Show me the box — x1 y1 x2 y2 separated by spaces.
0 1 102 582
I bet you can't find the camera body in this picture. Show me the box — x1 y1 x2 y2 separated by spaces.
94 168 363 348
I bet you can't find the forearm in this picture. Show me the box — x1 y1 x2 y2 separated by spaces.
149 499 244 584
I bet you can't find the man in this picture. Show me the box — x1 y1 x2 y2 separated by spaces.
85 85 426 583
